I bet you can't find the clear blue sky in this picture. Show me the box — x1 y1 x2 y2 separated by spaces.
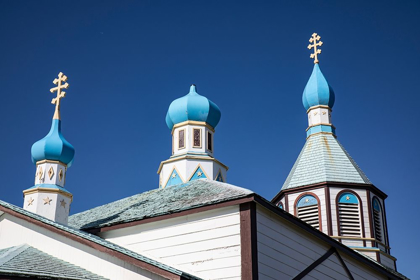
0 0 418 278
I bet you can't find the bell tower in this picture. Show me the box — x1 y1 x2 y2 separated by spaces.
272 34 396 269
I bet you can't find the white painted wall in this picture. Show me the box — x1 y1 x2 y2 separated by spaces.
34 162 67 187
307 106 332 127
0 214 168 280
99 206 241 280
173 124 213 156
23 191 71 225
256 205 387 280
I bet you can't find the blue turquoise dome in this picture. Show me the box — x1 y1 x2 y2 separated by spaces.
31 119 75 167
302 64 335 111
165 85 221 130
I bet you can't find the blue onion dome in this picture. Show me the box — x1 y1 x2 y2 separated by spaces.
302 64 335 111
165 85 221 130
31 119 75 167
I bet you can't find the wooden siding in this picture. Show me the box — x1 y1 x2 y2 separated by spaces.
256 205 330 279
303 253 349 280
340 252 387 280
256 205 388 280
0 214 167 280
99 206 241 280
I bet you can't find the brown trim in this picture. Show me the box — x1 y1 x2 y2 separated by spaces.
293 192 322 232
285 193 289 213
252 195 404 280
335 190 366 246
292 247 335 280
335 249 355 280
272 181 387 203
382 199 391 253
366 190 375 248
240 202 258 280
324 186 333 235
0 206 192 280
86 196 254 234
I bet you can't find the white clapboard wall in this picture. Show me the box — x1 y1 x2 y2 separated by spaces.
0 213 166 280
99 206 242 280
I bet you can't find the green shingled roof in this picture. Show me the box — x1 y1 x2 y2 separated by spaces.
69 179 254 230
0 200 202 280
282 133 371 190
0 244 107 280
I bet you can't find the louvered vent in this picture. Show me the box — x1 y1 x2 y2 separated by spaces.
338 202 361 236
298 204 320 230
373 209 382 241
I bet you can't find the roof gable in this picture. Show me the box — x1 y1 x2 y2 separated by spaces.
69 179 254 230
282 133 371 190
0 244 107 280
0 200 201 280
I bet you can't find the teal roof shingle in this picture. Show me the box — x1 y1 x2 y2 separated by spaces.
0 244 107 280
282 133 371 190
69 179 254 230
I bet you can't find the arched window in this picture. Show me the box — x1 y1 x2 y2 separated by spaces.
338 192 361 236
296 195 320 230
372 197 384 242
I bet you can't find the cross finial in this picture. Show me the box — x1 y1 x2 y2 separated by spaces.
307 33 323 64
50 72 69 120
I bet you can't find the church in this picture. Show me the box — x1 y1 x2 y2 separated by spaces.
0 34 409 280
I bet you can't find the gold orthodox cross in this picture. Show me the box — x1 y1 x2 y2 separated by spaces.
50 72 69 119
307 33 323 64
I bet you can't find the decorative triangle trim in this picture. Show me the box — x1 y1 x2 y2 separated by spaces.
188 164 208 181
164 167 184 188
214 169 225 182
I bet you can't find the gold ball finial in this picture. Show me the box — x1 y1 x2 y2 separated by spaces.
307 33 323 64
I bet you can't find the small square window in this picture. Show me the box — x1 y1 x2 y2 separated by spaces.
207 132 213 151
193 128 201 148
179 129 185 149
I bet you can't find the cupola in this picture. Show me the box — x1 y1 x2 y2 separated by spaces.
23 72 74 225
158 85 227 188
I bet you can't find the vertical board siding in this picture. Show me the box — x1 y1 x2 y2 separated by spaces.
100 206 241 280
0 215 167 280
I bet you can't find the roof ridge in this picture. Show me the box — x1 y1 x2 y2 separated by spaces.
0 244 30 266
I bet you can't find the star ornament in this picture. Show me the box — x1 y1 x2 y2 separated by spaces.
197 171 203 177
27 197 34 206
172 173 177 178
346 196 350 201
60 199 67 208
43 197 52 205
